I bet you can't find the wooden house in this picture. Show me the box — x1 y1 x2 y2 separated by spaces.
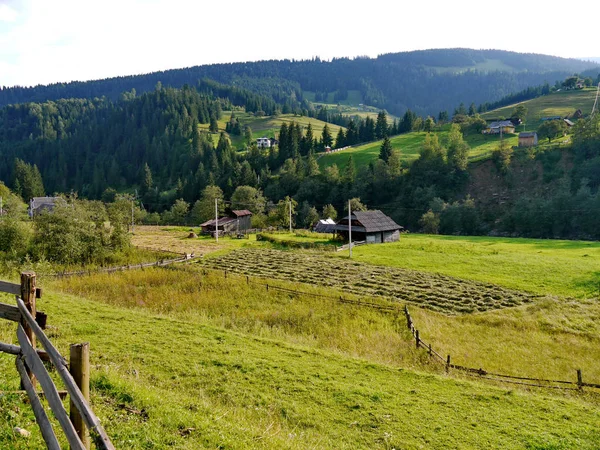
28 196 65 218
200 210 253 236
231 210 253 232
482 120 515 135
256 137 271 148
334 210 403 244
518 132 538 147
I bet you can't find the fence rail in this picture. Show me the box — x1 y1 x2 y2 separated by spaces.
336 240 366 252
0 272 114 449
404 305 600 392
47 253 198 279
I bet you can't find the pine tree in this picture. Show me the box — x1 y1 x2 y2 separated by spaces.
321 124 333 148
379 137 393 162
375 111 388 139
335 127 346 148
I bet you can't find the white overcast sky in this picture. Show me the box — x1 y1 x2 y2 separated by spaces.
1 0 599 88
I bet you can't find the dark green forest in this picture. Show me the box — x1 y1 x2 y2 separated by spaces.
1 49 598 117
2 77 600 240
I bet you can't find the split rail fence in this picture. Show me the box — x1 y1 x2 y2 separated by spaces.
0 272 114 449
404 305 600 392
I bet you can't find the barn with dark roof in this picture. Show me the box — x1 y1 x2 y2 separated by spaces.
334 210 403 244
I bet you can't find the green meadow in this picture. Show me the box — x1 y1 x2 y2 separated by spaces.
334 233 600 299
317 129 519 170
481 87 598 129
2 263 600 449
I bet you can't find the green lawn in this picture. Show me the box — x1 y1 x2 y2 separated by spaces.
332 234 600 299
200 112 346 150
2 283 599 449
481 88 598 129
318 129 520 170
318 132 426 170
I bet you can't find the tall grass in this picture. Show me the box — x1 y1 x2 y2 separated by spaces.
51 265 600 385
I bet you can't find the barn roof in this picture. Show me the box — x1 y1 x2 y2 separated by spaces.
353 210 402 232
519 132 537 138
200 217 237 227
335 210 402 233
231 210 253 217
487 120 514 129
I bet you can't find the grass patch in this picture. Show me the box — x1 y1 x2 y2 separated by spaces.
338 234 600 299
481 88 598 129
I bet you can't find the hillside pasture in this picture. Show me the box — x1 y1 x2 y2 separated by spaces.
481 87 598 129
200 112 346 150
318 129 519 169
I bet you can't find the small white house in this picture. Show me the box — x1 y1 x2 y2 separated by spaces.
256 137 271 148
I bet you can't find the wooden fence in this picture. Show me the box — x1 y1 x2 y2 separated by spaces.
0 272 114 449
48 253 198 279
404 305 600 392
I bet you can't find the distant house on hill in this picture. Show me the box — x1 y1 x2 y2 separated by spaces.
200 210 253 236
518 132 538 147
28 196 64 218
563 118 575 127
483 120 515 135
256 137 271 148
334 210 403 244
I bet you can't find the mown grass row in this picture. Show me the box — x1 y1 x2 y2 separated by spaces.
201 248 539 314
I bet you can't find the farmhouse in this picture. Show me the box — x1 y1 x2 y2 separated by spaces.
28 196 64 218
335 210 403 244
256 137 271 148
482 120 515 135
313 218 336 233
200 210 253 236
518 132 538 147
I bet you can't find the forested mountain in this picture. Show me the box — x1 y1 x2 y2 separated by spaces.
1 49 597 117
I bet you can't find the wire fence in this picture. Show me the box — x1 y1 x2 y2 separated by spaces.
404 305 600 392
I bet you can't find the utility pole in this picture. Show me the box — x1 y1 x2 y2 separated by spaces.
288 200 292 234
348 199 352 259
131 198 135 234
215 198 219 242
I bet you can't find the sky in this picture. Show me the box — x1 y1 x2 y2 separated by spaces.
1 0 599 88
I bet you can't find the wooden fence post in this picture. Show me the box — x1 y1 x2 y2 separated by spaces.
20 271 37 388
415 330 419 349
446 355 451 373
70 343 90 449
577 369 583 390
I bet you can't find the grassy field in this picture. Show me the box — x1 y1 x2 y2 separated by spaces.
317 129 519 170
199 112 345 150
203 248 538 314
335 234 600 299
481 87 598 129
2 264 600 448
3 228 600 448
318 132 426 170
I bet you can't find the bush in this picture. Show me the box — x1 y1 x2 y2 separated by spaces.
0 218 32 257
